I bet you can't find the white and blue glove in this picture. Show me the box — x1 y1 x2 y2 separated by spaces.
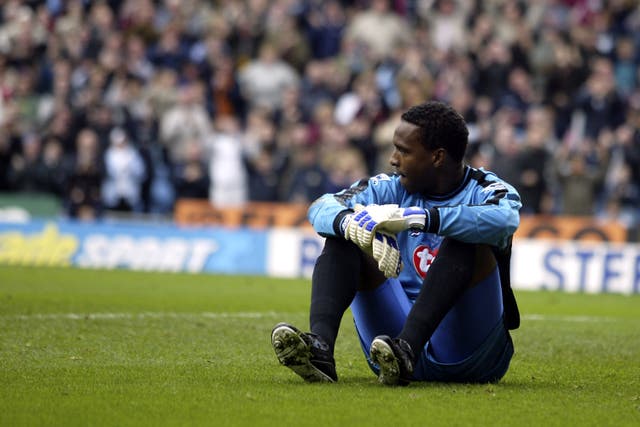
341 204 426 248
374 205 427 234
369 231 403 278
340 204 427 278
341 204 397 248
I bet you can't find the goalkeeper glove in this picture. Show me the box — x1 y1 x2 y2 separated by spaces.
374 206 427 234
341 204 401 249
341 204 428 249
370 232 403 278
338 205 403 278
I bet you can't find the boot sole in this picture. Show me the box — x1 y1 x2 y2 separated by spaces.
370 338 401 386
271 325 335 383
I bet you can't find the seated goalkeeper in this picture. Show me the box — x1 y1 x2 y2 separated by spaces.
271 101 522 386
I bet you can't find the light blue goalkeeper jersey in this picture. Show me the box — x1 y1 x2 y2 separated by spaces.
308 166 522 299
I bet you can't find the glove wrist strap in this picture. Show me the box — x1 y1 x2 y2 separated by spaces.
335 210 354 236
424 207 440 233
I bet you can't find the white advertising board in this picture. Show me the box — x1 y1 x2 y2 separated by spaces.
267 230 640 294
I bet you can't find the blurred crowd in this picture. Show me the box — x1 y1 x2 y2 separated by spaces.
0 0 638 227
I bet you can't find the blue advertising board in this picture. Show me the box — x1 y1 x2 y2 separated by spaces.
0 220 267 275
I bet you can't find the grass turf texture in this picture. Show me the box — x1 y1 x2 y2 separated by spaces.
1 266 639 427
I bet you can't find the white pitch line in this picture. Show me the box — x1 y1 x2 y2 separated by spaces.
524 314 620 323
1 311 289 321
0 312 624 322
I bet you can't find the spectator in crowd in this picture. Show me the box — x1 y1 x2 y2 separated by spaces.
419 0 474 54
325 147 368 193
284 142 330 204
101 128 147 212
144 68 180 122
131 107 175 214
206 114 248 207
243 106 279 159
147 24 188 71
40 103 76 156
237 42 300 112
37 135 68 198
334 71 385 172
572 56 627 140
172 138 209 200
7 132 44 193
465 95 495 145
345 0 413 64
124 34 155 83
612 36 638 96
160 81 212 164
602 121 640 226
497 67 539 130
489 118 521 189
552 137 610 217
244 145 287 202
0 132 14 191
262 3 310 73
242 109 290 202
298 60 336 119
515 106 555 214
205 55 246 121
474 37 513 100
65 128 104 220
541 29 589 139
306 0 347 60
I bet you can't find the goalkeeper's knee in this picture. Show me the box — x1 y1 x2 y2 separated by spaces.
320 236 362 261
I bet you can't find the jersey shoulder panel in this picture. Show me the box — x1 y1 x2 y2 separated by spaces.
467 167 521 205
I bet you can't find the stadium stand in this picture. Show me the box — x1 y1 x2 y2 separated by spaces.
0 0 638 231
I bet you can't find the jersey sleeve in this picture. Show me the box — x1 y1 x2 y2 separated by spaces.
436 174 521 249
307 173 401 237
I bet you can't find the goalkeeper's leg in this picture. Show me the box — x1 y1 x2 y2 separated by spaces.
309 237 387 354
273 237 385 382
396 239 504 364
351 239 508 385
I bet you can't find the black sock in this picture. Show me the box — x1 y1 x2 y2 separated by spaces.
398 238 475 357
309 237 361 353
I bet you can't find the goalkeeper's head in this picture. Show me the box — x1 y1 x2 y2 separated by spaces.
401 101 469 164
391 101 469 195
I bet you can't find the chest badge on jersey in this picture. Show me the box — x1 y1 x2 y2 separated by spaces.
413 245 439 279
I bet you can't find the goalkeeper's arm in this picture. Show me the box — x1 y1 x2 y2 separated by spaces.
332 206 403 278
336 205 440 246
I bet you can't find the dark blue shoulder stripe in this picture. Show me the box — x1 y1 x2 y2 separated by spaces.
334 179 369 204
469 168 491 186
469 168 512 205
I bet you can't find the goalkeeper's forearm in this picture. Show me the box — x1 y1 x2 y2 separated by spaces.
334 206 441 238
370 206 441 234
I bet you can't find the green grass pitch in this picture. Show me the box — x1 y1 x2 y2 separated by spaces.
1 266 639 427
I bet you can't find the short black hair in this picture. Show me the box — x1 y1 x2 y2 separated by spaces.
400 101 469 163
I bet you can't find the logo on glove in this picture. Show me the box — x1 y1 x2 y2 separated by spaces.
413 245 438 279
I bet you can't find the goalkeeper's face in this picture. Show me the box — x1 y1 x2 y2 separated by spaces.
390 121 438 194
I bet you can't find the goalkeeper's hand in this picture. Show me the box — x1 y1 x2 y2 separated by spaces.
341 204 399 249
370 232 403 278
374 205 426 234
342 204 426 248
